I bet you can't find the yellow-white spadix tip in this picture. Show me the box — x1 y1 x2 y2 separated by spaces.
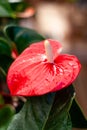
44 40 54 63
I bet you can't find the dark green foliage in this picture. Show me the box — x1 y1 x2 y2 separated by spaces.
4 25 45 54
0 55 13 73
0 105 15 130
70 100 87 128
0 38 11 56
7 86 74 130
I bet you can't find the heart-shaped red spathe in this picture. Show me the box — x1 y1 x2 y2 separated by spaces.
7 39 81 96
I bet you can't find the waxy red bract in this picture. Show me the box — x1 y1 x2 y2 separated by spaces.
7 39 81 96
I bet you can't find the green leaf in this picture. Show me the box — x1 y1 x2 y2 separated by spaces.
7 93 55 130
10 1 30 13
4 25 45 54
44 85 74 130
0 95 4 105
0 55 13 73
70 100 87 128
7 85 74 130
0 37 11 56
0 67 6 79
0 0 15 17
0 105 15 130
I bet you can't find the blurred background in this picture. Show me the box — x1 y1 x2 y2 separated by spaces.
0 0 87 130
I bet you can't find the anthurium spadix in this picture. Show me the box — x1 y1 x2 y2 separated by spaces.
7 39 81 96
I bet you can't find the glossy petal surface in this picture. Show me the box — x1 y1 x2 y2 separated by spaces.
7 39 81 96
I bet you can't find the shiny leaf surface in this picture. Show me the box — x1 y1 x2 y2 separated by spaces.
7 85 74 130
7 93 55 130
44 85 74 130
0 55 13 73
4 25 45 54
0 38 11 56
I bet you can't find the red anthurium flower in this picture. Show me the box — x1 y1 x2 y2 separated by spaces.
7 39 81 96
